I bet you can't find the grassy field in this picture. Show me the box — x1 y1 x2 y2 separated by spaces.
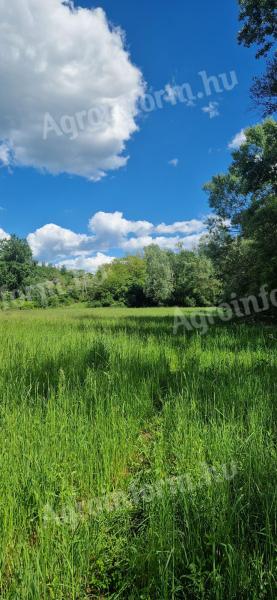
0 306 276 599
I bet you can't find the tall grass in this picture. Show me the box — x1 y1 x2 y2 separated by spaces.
0 306 276 598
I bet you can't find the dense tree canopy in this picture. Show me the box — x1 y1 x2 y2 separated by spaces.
90 256 147 307
168 249 221 307
144 245 174 306
238 0 276 57
203 119 277 300
237 0 277 115
0 236 35 291
0 234 222 310
88 248 221 309
204 120 277 223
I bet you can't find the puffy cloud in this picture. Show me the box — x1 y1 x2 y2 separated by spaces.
0 227 10 240
27 223 92 261
89 211 206 244
121 233 204 253
57 252 115 273
156 219 206 235
0 0 144 180
26 211 207 271
202 102 219 119
154 234 203 250
89 211 153 249
120 236 153 252
228 129 247 150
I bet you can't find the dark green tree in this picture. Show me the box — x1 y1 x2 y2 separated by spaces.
204 120 277 223
0 236 35 291
169 248 221 306
203 120 277 299
90 256 146 307
144 245 173 305
237 0 277 115
198 216 234 279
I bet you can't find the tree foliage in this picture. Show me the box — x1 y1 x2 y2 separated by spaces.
203 119 277 301
0 236 35 291
0 236 221 310
144 245 174 305
204 120 277 223
90 256 147 307
237 0 277 115
238 0 276 57
88 248 221 308
251 58 277 116
168 249 221 306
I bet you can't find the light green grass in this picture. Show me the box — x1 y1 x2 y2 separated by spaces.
0 306 276 599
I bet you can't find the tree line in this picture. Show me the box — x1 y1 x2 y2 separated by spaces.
0 237 94 309
0 0 276 312
0 236 221 309
1 119 276 312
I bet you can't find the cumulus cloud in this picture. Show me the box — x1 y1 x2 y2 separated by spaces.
56 252 115 273
228 129 247 150
89 212 206 242
0 227 10 240
0 0 144 180
202 102 219 119
27 211 207 272
27 223 92 262
120 236 153 252
156 219 206 235
122 234 203 252
153 234 203 250
89 211 153 249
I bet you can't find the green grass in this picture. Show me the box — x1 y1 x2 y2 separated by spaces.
0 306 276 599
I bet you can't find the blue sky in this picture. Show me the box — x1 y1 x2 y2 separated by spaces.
0 0 262 270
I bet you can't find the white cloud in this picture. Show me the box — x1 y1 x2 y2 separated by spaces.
26 211 207 271
155 234 203 250
202 102 219 119
89 211 153 249
27 223 92 261
168 158 179 167
57 252 115 273
121 233 204 253
156 219 206 235
0 227 10 240
120 235 153 252
89 211 206 251
228 129 247 150
0 0 144 180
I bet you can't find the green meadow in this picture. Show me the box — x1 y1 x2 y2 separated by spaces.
0 306 276 599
